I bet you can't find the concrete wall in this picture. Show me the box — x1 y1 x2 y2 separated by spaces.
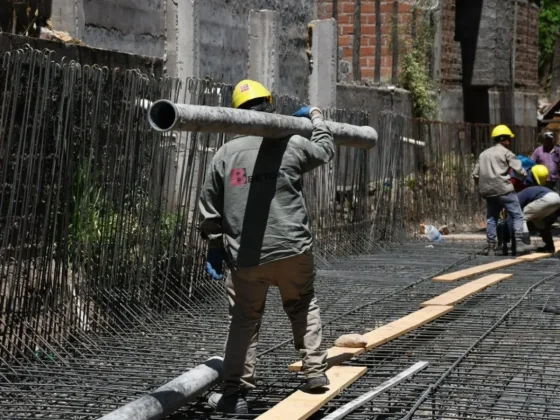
439 88 538 127
196 0 316 98
47 0 315 97
337 84 413 118
81 0 166 58
440 0 539 89
0 33 164 76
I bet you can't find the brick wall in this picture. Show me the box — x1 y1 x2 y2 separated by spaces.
321 0 538 89
439 0 461 85
319 0 414 83
514 1 539 89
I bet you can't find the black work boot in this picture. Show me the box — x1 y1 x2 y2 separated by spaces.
478 243 497 256
301 373 330 392
537 245 555 253
208 391 249 414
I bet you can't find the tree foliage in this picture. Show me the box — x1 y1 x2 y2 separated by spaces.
538 0 560 80
400 13 438 120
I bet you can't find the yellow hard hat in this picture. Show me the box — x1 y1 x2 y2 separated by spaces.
531 164 549 186
232 80 272 109
491 124 515 139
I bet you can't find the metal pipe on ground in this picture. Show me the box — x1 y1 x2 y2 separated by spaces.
147 100 378 150
99 357 224 420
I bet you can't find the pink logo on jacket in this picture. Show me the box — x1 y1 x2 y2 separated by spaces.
230 168 247 186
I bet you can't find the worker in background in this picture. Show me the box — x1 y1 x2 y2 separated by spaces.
199 79 332 414
517 185 560 253
531 131 560 191
511 163 549 193
498 164 550 254
472 125 530 256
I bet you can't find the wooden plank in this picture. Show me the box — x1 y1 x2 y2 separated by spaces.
517 252 552 261
321 361 429 420
361 305 453 350
421 273 513 307
434 242 560 283
433 259 520 282
288 347 364 372
288 306 452 372
256 366 367 420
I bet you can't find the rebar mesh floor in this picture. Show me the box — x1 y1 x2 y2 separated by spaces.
2 241 560 420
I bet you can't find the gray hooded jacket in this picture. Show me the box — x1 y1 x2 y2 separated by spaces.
198 114 334 267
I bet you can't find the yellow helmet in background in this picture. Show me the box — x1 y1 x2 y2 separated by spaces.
491 124 515 139
232 80 272 109
531 164 549 186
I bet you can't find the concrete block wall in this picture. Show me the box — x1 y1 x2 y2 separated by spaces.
196 0 316 98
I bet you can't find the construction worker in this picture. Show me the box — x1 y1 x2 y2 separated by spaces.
517 185 560 253
511 162 548 193
531 131 560 191
498 164 550 254
198 80 332 414
472 124 531 255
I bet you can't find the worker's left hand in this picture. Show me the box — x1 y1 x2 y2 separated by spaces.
206 247 227 280
293 106 312 118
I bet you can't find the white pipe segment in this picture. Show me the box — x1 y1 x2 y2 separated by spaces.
99 357 223 420
147 100 378 150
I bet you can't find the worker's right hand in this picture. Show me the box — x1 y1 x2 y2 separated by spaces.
293 106 312 118
206 247 227 280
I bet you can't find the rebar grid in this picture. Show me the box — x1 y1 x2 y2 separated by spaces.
0 45 556 420
0 243 475 419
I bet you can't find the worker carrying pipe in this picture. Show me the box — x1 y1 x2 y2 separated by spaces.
198 80 331 415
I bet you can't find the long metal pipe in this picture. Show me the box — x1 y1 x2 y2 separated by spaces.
98 357 223 420
147 100 378 150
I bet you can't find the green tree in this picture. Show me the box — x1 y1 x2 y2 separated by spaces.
538 0 560 87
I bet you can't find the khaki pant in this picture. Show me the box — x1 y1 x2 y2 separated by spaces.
524 192 560 230
221 251 327 396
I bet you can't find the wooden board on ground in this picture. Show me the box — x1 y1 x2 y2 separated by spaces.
421 273 512 307
432 259 520 282
288 305 452 372
256 366 367 420
517 252 552 261
361 305 453 350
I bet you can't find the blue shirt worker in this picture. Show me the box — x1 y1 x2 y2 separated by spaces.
198 79 333 414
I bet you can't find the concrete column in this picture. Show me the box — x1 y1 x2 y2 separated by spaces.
165 0 199 83
164 0 200 212
247 10 279 93
49 0 85 39
308 19 337 109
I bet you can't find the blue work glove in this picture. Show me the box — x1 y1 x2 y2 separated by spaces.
293 106 312 118
206 247 227 280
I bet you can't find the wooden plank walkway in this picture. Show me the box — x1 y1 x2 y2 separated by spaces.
288 305 452 372
421 273 512 307
256 366 367 420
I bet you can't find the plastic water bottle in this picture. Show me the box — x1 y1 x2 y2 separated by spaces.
425 225 444 243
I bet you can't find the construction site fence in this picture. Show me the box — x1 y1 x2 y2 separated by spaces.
0 45 542 361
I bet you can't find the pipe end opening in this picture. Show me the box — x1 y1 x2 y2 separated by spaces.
148 100 177 132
